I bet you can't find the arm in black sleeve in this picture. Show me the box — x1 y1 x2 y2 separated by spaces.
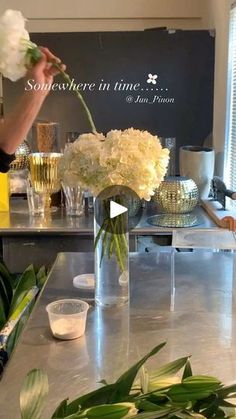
0 149 15 173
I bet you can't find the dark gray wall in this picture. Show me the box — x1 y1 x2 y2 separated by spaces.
3 29 215 168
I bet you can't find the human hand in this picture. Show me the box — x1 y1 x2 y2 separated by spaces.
25 46 66 97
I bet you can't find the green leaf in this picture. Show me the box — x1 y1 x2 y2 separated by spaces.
65 343 166 416
166 376 221 403
0 292 7 329
10 265 36 315
147 393 170 405
51 399 69 418
137 399 168 412
173 413 206 419
6 300 34 357
113 342 167 402
99 380 109 386
217 385 236 399
36 266 47 290
195 394 219 418
59 384 119 417
183 376 221 388
140 367 149 393
76 404 130 418
148 376 181 393
182 361 193 380
150 357 189 381
0 262 14 287
129 408 178 418
0 275 10 320
0 261 14 319
20 369 49 419
0 263 13 305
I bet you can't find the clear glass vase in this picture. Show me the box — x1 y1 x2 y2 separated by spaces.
62 183 84 217
94 195 129 307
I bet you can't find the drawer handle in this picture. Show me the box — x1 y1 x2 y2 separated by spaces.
22 242 35 246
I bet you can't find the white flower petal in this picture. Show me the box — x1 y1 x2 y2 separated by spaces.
0 9 29 81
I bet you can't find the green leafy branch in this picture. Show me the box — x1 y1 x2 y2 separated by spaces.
0 262 47 374
19 341 236 419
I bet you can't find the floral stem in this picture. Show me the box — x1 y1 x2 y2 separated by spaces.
55 64 97 133
26 44 97 133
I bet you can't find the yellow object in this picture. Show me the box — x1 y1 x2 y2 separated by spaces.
0 172 9 212
29 152 62 213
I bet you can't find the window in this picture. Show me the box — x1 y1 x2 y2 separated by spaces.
224 3 236 191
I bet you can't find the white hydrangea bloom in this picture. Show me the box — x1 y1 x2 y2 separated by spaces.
59 128 169 201
0 9 29 81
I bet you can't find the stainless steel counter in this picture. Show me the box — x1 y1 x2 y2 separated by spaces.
0 199 216 235
1 251 236 418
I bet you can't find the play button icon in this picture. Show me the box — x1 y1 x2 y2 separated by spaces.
94 185 143 234
110 200 128 219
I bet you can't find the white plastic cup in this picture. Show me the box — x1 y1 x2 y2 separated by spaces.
46 299 89 340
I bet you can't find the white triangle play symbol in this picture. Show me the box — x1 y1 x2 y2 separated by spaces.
110 200 128 219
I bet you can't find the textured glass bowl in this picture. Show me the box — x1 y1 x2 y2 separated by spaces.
153 176 199 214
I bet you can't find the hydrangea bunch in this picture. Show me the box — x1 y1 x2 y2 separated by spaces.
59 128 169 200
0 9 31 81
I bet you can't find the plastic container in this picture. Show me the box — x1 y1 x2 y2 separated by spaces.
46 299 89 340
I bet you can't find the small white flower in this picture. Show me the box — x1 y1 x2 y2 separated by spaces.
0 9 30 81
147 73 158 84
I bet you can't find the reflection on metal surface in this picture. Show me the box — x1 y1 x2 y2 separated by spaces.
147 213 200 228
94 305 130 382
29 214 52 229
0 252 236 418
1 199 217 234
153 176 199 214
47 337 89 371
172 229 236 250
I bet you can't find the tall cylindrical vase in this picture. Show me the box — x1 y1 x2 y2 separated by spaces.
94 195 129 308
179 146 215 199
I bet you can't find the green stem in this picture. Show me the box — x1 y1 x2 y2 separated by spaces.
26 44 97 133
104 201 125 271
95 199 128 273
113 233 125 272
94 219 108 249
56 65 97 133
100 228 109 268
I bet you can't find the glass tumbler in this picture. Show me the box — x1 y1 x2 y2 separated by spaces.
62 183 84 217
27 185 46 216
